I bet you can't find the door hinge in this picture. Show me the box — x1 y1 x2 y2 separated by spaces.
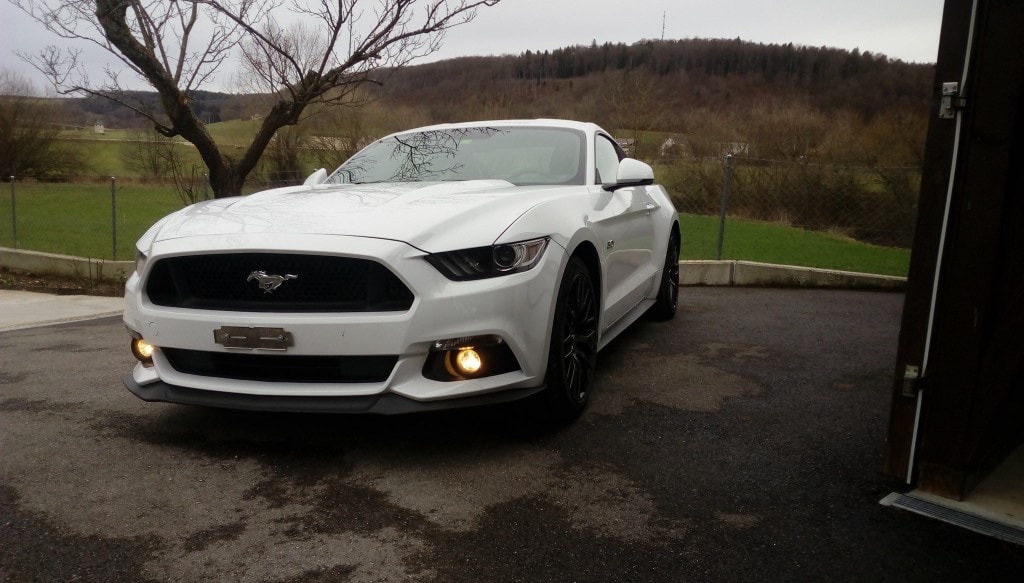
939 82 967 119
901 364 923 397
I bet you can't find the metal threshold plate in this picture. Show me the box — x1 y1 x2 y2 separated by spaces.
880 492 1024 546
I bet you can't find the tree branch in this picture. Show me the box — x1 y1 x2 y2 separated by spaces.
10 0 503 197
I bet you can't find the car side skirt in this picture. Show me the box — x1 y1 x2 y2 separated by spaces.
598 297 657 351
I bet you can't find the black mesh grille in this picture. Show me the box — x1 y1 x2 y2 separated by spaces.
145 253 414 312
162 348 398 383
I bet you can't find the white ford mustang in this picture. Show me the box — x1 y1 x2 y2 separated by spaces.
123 119 680 418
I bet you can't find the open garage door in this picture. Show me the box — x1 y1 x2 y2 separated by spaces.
884 0 1024 499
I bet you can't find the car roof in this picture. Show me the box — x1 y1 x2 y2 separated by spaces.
384 119 606 138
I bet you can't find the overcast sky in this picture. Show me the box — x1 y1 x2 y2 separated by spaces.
0 0 945 93
430 0 945 63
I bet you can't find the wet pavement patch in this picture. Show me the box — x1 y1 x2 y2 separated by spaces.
0 397 53 412
181 520 248 553
411 494 683 583
0 371 27 385
0 485 160 583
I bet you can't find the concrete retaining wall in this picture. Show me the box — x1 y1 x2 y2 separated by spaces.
0 248 134 282
680 260 906 290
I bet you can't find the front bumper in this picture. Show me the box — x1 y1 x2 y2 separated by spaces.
123 233 564 408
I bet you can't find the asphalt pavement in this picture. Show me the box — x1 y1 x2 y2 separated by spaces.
1 287 1022 582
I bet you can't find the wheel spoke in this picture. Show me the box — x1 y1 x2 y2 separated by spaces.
652 236 680 317
558 271 597 403
565 352 579 391
548 260 600 413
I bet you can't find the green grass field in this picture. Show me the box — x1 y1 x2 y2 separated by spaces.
0 182 186 260
53 119 260 179
680 213 910 276
205 119 261 146
0 182 911 276
60 119 261 148
58 137 204 178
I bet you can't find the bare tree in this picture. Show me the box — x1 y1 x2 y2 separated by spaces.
166 154 210 206
120 129 208 204
307 102 375 170
260 123 305 185
0 69 81 180
11 0 501 197
607 72 663 161
121 129 178 179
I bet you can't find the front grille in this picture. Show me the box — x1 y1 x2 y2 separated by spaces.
145 253 414 312
163 348 398 383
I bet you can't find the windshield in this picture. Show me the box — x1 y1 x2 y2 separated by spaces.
326 126 586 186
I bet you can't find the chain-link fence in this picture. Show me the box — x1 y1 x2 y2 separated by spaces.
660 156 918 274
2 160 918 275
666 156 919 247
0 175 303 262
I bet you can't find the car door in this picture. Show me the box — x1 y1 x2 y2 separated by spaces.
590 133 658 331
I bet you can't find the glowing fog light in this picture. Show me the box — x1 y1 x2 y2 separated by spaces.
454 348 482 375
131 338 155 365
424 335 519 382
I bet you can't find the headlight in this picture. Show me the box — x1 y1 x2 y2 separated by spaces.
426 237 549 281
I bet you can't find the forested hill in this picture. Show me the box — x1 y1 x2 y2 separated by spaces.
54 38 934 138
373 38 934 128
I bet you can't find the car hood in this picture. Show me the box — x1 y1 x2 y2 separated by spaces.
146 180 576 253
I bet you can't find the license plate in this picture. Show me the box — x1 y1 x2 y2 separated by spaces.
214 326 294 351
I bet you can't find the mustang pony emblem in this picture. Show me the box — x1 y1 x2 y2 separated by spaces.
247 271 298 294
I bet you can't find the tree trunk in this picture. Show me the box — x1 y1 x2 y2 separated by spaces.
208 166 246 199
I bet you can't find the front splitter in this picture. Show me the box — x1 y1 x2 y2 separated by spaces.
123 375 545 415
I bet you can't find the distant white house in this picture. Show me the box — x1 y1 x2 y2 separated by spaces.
713 141 749 156
659 135 688 157
93 123 105 134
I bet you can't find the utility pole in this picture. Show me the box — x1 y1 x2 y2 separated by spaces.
661 11 666 41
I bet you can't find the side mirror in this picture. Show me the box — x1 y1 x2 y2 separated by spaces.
603 158 655 191
303 168 328 186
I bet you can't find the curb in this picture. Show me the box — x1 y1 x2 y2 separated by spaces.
0 248 906 291
680 260 906 290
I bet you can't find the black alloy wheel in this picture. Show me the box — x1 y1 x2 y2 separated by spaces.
544 257 598 418
649 230 680 321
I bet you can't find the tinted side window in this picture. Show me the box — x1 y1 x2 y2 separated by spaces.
594 134 622 185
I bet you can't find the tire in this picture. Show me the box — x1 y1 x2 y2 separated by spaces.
542 257 598 419
648 230 680 321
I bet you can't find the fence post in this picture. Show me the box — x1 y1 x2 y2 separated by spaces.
111 176 118 260
9 177 17 249
716 154 733 261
